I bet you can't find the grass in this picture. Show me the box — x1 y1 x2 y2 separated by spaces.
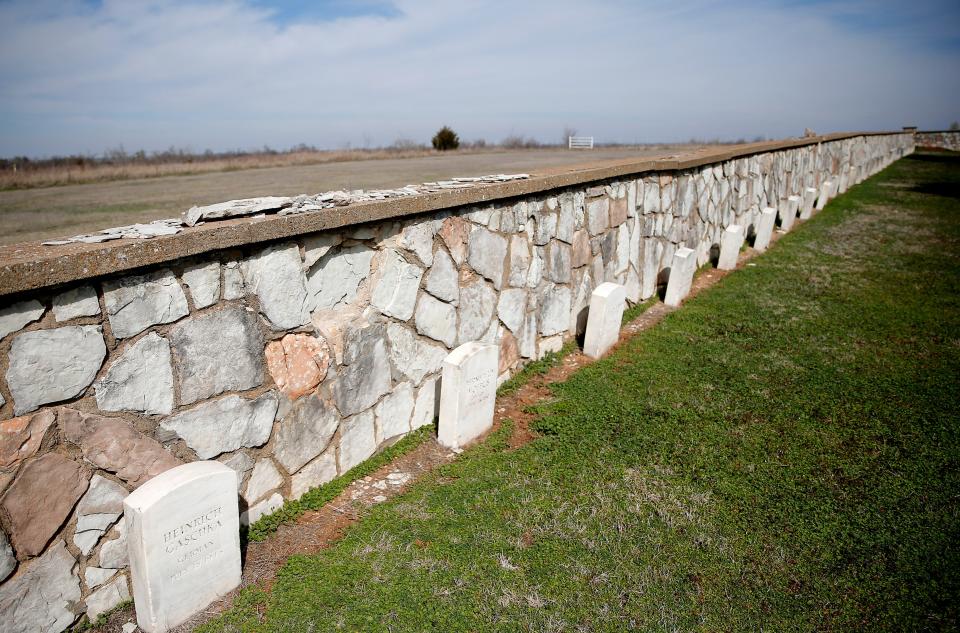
245 427 433 542
199 151 960 632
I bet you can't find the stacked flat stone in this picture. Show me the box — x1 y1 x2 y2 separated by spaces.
0 132 913 632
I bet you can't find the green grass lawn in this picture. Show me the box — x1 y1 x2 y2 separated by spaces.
201 152 960 632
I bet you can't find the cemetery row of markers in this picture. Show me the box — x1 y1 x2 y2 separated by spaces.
124 192 817 632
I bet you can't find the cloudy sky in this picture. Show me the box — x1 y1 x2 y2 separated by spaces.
1 0 958 157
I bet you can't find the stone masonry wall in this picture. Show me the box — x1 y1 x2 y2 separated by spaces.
0 132 912 631
915 130 960 152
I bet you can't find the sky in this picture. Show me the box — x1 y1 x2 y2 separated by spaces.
0 0 958 158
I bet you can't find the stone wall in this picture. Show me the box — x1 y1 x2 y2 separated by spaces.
915 130 960 151
0 132 913 631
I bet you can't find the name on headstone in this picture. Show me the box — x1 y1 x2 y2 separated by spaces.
438 342 498 449
124 461 241 633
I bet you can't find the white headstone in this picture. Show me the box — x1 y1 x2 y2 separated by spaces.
437 342 498 450
829 179 840 197
815 181 832 211
717 225 744 271
663 247 696 307
123 461 241 633
779 195 800 231
753 208 777 252
800 187 817 220
583 283 626 359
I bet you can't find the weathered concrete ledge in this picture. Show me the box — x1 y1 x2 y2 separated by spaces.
0 131 903 297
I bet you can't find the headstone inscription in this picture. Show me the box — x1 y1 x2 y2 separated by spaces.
583 283 626 359
717 225 745 271
124 461 241 633
437 342 498 450
663 247 696 307
753 207 777 252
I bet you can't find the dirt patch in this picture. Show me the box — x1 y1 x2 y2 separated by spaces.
90 226 779 633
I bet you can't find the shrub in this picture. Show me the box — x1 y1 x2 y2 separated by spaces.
431 126 460 151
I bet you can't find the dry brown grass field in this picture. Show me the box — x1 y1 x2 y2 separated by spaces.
0 145 700 246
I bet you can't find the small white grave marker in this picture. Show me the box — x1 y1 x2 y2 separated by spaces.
583 283 626 359
663 247 696 307
800 187 817 219
124 461 241 633
753 208 777 252
438 342 498 450
779 195 800 231
717 225 745 271
816 181 832 210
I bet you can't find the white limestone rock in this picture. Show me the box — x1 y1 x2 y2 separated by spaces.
569 268 593 336
181 262 220 309
290 452 337 499
52 287 100 321
307 245 376 311
219 451 255 487
95 332 174 415
245 492 283 525
160 392 278 459
545 241 571 283
372 250 423 321
184 196 292 226
0 540 80 633
73 475 127 556
425 248 459 303
85 574 129 620
398 220 439 266
242 243 310 330
415 294 457 348
411 377 439 430
583 283 626 359
467 228 507 289
538 283 572 336
83 567 116 590
331 322 392 416
6 325 106 415
97 522 127 569
642 178 661 214
338 410 376 472
497 288 527 334
586 198 609 236
386 323 447 384
0 300 44 340
103 270 188 339
457 279 497 345
273 394 339 474
507 235 531 287
245 459 283 504
223 261 245 299
168 305 263 405
303 234 343 268
556 195 575 243
375 381 414 443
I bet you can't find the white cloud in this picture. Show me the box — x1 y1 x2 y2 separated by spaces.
0 0 957 156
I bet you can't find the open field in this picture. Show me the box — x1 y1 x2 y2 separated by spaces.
0 146 699 246
195 152 960 632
